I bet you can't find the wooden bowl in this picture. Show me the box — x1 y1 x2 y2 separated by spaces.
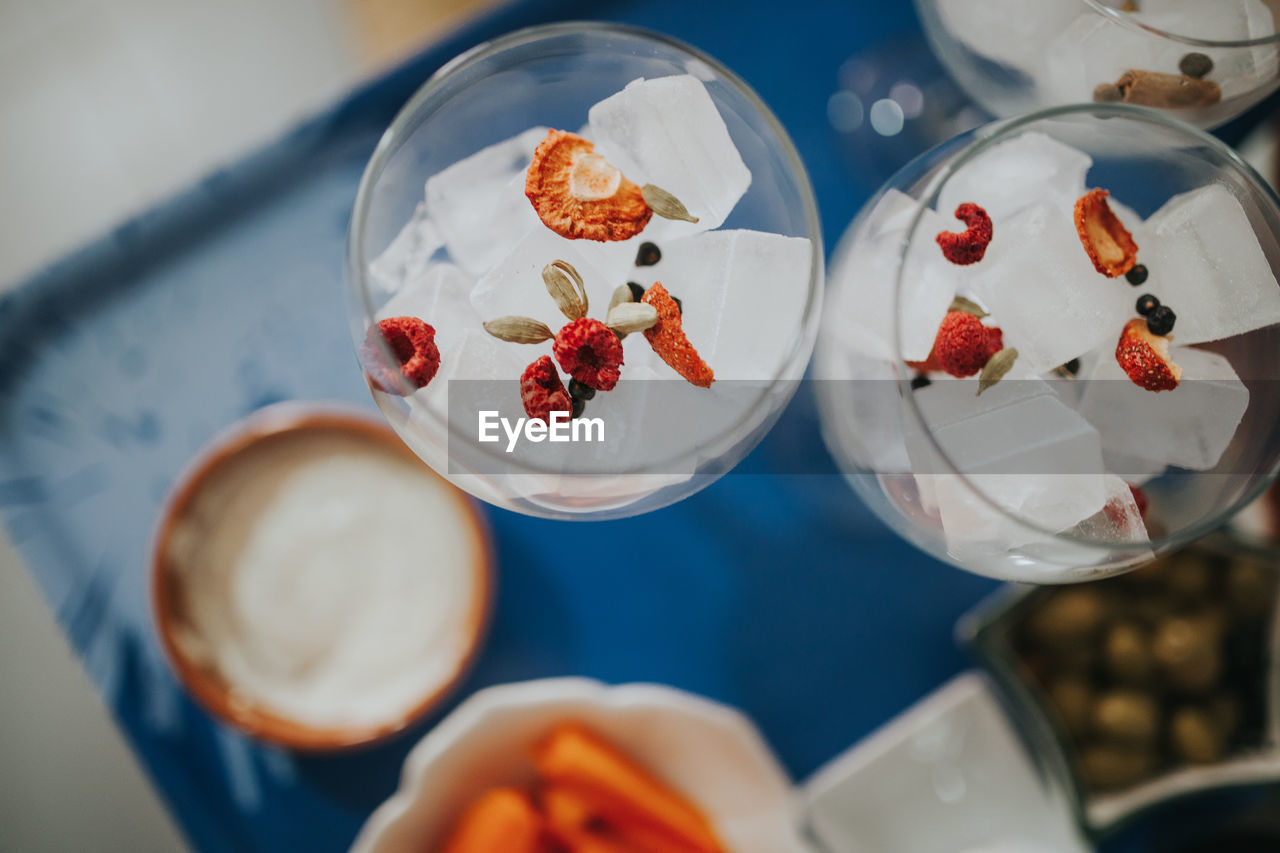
151 402 493 751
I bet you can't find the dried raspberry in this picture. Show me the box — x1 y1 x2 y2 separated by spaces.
642 283 714 387
984 325 1005 359
936 203 993 265
1115 318 1181 392
525 130 652 242
360 316 440 394
1129 484 1149 519
1075 189 1138 278
520 356 572 424
553 318 624 391
934 311 993 377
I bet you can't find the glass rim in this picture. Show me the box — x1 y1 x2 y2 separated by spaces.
1081 0 1280 48
345 20 825 479
894 101 1280 555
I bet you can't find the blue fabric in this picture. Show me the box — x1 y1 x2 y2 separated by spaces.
1 0 1274 850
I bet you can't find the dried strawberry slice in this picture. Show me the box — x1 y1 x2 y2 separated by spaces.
360 316 440 394
1115 318 1181 392
936 203 993 265
552 317 624 391
525 130 653 242
1075 189 1139 278
520 355 572 424
642 283 714 387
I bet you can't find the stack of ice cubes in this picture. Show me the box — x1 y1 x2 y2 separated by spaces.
364 73 816 493
844 129 1280 560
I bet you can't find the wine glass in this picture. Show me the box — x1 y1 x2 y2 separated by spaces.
347 23 822 520
816 103 1280 582
829 1 1280 188
917 0 1280 128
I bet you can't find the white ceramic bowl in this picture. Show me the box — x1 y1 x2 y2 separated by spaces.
350 678 812 853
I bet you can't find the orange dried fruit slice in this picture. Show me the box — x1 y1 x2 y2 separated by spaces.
526 130 653 242
641 283 714 388
1074 189 1139 278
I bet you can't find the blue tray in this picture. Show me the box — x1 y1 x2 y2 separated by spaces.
0 1 1273 850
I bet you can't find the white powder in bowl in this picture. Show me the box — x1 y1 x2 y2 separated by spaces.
166 426 485 729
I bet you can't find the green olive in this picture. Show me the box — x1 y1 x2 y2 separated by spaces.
1077 744 1155 790
1169 707 1226 763
1092 690 1160 744
1163 552 1212 604
1153 617 1221 694
1026 588 1108 648
1104 622 1153 685
1048 677 1094 738
1227 559 1275 621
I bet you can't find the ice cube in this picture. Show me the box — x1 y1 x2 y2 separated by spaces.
376 262 477 371
641 229 811 379
1137 0 1277 98
1069 474 1150 544
588 75 750 241
1039 3 1278 104
937 132 1092 223
908 376 1109 553
934 0 1082 73
469 228 629 330
1038 13 1171 106
1078 344 1249 471
368 202 442 295
1135 184 1280 344
834 190 959 363
817 341 913 473
425 127 547 276
971 201 1132 373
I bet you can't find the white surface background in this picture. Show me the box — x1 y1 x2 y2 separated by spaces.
0 1 495 849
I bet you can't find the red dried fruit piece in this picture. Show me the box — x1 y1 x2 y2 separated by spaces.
1129 483 1149 519
1103 483 1149 527
360 316 440 394
525 130 653 242
520 355 572 424
933 311 993 377
642 283 714 388
553 317 624 391
1115 318 1181 392
1074 189 1139 278
984 325 1004 360
905 350 940 372
936 203 993 265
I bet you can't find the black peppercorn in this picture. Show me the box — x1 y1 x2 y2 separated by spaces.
635 242 661 267
1179 52 1213 79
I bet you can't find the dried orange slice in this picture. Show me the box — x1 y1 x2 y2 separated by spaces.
525 130 653 242
1074 189 1139 278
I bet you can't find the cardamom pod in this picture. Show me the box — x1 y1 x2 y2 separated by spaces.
606 301 659 336
977 347 1018 396
641 184 699 223
483 316 554 344
608 284 635 315
949 295 988 319
543 259 588 320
